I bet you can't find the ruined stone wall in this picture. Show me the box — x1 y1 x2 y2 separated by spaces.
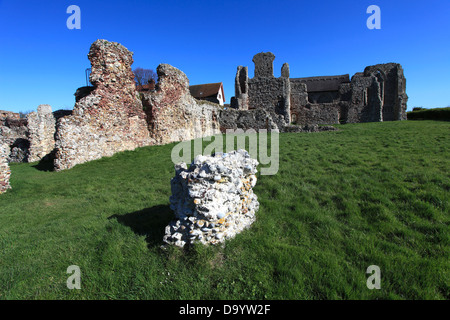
0 111 20 122
231 52 407 126
218 108 280 131
346 74 382 123
292 103 341 125
0 118 29 163
364 63 408 121
248 77 289 112
247 53 290 124
54 39 151 171
142 64 221 145
0 143 11 194
289 80 308 124
0 106 72 164
27 105 56 163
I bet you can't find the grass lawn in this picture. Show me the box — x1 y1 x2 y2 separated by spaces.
0 120 448 299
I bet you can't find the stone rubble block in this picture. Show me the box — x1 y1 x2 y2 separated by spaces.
163 149 259 248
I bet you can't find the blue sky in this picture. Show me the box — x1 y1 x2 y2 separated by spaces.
0 0 449 113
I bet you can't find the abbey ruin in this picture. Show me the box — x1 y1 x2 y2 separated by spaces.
230 52 408 125
0 40 408 193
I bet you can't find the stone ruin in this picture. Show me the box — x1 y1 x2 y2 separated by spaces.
141 63 221 145
54 39 152 171
164 150 259 248
27 105 57 163
0 105 62 164
0 114 29 163
53 39 222 171
0 143 11 194
230 52 408 126
0 39 224 175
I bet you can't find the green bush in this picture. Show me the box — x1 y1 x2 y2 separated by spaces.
407 107 450 121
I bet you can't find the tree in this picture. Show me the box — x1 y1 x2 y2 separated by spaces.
133 67 157 88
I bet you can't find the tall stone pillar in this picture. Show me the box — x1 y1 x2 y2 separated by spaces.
27 104 56 163
233 66 249 110
252 52 275 78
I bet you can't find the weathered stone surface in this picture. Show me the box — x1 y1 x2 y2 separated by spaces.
0 118 29 163
281 63 290 78
247 53 291 125
53 109 73 121
142 63 221 145
27 104 56 163
54 39 152 171
231 66 249 110
0 110 20 122
363 63 408 121
0 143 11 194
163 150 259 248
218 108 280 131
253 52 275 78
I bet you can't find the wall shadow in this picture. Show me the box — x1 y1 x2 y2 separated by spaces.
31 149 56 172
32 158 54 172
109 204 174 248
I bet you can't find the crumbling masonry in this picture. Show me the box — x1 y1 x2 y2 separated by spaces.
141 63 221 145
27 104 56 163
53 40 152 171
0 143 11 194
230 52 408 126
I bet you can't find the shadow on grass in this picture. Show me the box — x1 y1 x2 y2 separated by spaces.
32 158 54 172
31 151 56 172
109 204 174 248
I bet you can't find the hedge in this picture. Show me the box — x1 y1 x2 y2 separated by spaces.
407 107 450 121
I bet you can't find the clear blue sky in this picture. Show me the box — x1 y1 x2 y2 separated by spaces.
0 0 449 113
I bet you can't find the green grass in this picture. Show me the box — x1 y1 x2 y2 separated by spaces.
0 120 449 299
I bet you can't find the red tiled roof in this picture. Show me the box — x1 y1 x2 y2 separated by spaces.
189 82 224 100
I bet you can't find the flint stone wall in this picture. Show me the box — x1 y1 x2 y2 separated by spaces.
218 108 281 131
142 63 221 145
1 111 20 121
230 66 249 110
292 103 341 125
0 143 11 194
54 39 151 171
27 104 56 162
164 150 259 248
0 118 29 163
363 63 407 121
